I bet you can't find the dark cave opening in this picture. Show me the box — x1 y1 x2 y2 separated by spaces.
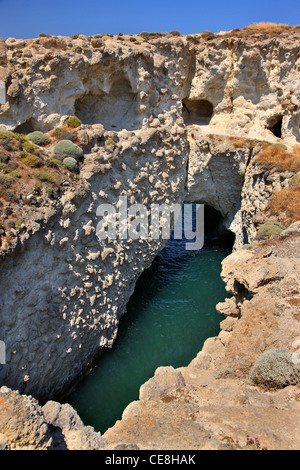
204 205 235 249
14 118 36 134
182 98 214 126
268 116 283 139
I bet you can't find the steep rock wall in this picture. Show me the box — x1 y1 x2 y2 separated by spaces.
0 124 188 400
0 31 299 400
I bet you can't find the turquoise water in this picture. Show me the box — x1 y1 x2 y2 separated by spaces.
66 233 231 434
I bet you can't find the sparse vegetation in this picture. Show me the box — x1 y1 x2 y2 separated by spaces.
201 30 215 39
232 138 247 148
289 173 300 187
10 170 21 178
0 131 27 143
248 348 300 389
224 22 295 39
66 116 82 128
62 157 77 171
52 127 63 136
0 127 83 248
22 141 36 154
139 32 166 41
106 139 116 147
256 221 285 240
20 154 41 168
52 127 77 142
265 181 300 225
53 140 83 160
34 170 55 183
0 175 12 188
15 219 22 231
47 158 62 168
254 144 300 173
244 22 292 33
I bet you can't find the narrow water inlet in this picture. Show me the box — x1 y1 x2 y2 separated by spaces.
65 205 233 433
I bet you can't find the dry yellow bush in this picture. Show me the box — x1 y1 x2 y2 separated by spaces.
266 181 300 224
244 22 292 33
255 145 300 173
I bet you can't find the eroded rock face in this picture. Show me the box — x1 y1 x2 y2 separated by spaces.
0 386 107 450
0 124 188 401
0 32 299 143
104 374 300 450
0 31 299 410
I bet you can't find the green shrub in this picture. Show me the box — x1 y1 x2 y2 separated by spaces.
10 170 21 178
201 30 215 39
52 127 63 136
289 174 300 187
34 170 55 183
106 139 116 146
27 131 50 146
53 140 83 160
0 131 27 142
256 221 285 240
47 158 61 168
15 219 22 231
63 157 77 171
271 143 288 150
20 154 41 168
0 130 16 141
248 348 300 389
22 141 36 153
66 116 82 128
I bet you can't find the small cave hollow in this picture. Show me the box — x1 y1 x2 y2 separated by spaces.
204 205 235 249
14 118 37 134
74 75 138 132
268 116 283 139
182 98 214 126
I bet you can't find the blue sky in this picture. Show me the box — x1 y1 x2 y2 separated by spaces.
0 0 299 39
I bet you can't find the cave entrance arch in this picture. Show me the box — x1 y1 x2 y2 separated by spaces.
203 205 235 249
182 98 214 126
267 116 283 139
74 75 138 131
14 118 36 134
172 204 235 250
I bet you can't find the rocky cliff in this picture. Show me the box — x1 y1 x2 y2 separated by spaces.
0 26 299 449
104 235 300 450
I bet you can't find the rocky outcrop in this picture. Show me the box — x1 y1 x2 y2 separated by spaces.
1 30 299 144
104 235 300 450
0 386 107 449
104 370 300 450
0 29 299 445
